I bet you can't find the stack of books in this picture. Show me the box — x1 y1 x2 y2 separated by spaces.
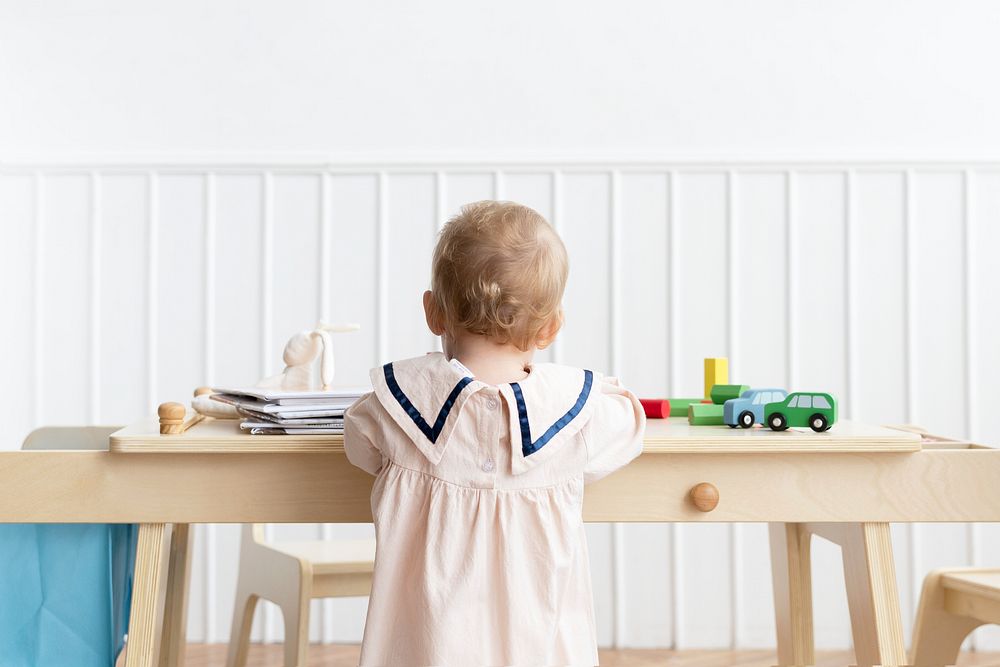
211 387 366 435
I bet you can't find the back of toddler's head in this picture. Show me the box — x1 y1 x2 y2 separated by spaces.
430 200 568 351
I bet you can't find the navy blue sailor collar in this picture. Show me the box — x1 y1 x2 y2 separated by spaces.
369 352 600 472
369 352 487 465
497 363 598 475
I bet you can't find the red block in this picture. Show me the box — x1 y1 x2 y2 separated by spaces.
640 398 670 419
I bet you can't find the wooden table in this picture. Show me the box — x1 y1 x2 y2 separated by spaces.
3 417 999 667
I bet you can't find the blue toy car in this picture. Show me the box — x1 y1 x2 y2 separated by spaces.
724 388 789 428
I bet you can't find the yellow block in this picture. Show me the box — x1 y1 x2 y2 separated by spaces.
704 358 729 399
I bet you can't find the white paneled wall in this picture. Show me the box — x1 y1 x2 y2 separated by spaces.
1 160 999 650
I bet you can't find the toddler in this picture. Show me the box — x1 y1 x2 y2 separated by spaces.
344 200 645 666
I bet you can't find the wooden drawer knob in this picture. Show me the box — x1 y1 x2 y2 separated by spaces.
690 482 719 512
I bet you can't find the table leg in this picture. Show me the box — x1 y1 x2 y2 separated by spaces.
839 522 907 667
125 523 171 667
160 523 193 667
769 522 815 667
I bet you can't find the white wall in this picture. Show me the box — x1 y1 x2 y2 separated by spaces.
3 0 1000 653
3 0 1000 159
2 161 1000 651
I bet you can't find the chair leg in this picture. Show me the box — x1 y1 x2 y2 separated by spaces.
280 575 312 667
769 522 815 667
910 570 984 667
225 587 259 667
840 522 906 667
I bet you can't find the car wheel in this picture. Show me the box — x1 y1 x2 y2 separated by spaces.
810 414 828 433
739 411 755 428
768 413 788 431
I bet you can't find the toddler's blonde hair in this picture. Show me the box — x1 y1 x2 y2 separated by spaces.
430 200 568 351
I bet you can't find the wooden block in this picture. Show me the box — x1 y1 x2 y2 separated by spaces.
711 384 750 405
639 399 670 419
667 398 703 417
704 358 729 399
688 403 725 425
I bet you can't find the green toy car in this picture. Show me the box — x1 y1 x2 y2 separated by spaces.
764 392 837 432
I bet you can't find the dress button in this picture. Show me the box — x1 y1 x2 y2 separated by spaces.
486 398 498 410
482 459 495 473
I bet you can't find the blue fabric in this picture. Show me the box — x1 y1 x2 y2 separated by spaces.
511 369 594 457
383 363 473 444
0 523 138 667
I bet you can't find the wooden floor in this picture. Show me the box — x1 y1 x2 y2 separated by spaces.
181 643 1000 666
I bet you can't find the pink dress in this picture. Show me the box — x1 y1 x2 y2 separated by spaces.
343 352 645 667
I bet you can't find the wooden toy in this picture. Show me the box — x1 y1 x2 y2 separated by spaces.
639 399 670 419
667 398 703 417
157 402 204 435
911 568 1000 666
687 402 725 426
765 392 838 432
723 388 789 428
257 323 360 391
704 357 728 399
710 384 750 405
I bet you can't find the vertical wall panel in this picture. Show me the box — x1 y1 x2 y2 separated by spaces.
970 170 1000 649
500 173 553 219
793 173 848 399
212 174 267 640
618 173 672 647
270 174 321 365
385 173 436 361
558 172 615 646
909 172 971 626
785 171 854 648
156 175 207 401
560 172 612 370
329 174 379 383
99 174 149 425
444 172 495 217
911 172 966 434
731 172 787 386
673 173 729 391
40 174 91 425
214 174 264 385
810 536 852 649
0 175 36 448
671 172 732 648
852 173 907 423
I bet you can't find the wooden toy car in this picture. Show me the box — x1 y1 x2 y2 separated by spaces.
764 392 837 432
723 388 789 428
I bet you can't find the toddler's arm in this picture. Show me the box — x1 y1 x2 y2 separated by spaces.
343 392 385 475
582 376 645 484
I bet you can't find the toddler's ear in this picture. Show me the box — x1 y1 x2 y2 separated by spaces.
423 290 446 336
535 312 563 350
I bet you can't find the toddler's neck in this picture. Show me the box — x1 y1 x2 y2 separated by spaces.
443 333 533 386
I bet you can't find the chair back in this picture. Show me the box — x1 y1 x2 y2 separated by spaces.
22 426 121 451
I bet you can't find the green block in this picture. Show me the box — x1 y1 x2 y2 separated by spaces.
711 384 750 405
668 398 704 418
688 403 725 425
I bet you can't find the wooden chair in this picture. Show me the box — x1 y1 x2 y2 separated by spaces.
911 568 1000 666
22 425 120 450
225 524 376 667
